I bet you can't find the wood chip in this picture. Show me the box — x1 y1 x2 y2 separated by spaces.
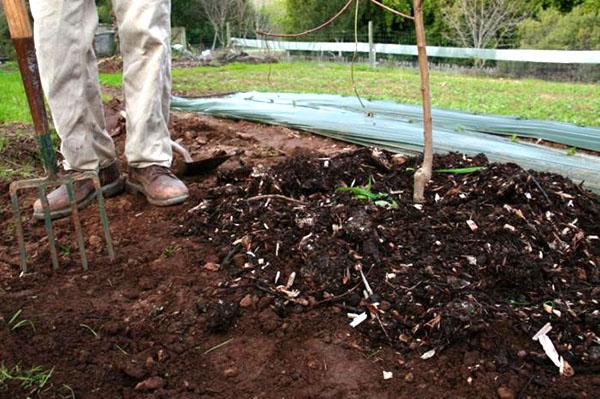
349 312 368 328
466 220 478 232
421 349 436 360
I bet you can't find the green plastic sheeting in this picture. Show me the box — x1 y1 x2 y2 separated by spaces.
171 92 600 193
258 92 600 151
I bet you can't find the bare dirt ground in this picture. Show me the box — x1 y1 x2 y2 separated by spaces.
0 100 599 399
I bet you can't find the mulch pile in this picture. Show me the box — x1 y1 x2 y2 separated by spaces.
181 148 600 372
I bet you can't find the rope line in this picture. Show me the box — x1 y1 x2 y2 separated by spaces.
256 0 413 39
256 0 355 38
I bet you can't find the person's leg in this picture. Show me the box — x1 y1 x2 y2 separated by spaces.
30 0 123 220
31 0 117 171
113 0 188 205
112 0 172 168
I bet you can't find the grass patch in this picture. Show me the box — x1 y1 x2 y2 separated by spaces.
0 127 39 181
99 72 122 88
162 245 181 258
0 363 54 391
2 61 598 127
0 161 36 180
169 62 600 127
0 66 33 123
7 309 36 333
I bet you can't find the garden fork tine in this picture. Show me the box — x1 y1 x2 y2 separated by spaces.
4 0 115 272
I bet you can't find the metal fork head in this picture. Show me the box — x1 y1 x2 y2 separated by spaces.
9 171 114 273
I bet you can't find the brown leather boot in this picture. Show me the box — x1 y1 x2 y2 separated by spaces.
126 165 189 206
33 162 125 221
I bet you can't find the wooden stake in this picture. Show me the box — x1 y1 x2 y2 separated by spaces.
2 0 32 38
412 0 433 203
368 20 376 67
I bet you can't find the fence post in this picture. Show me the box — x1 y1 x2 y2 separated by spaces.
226 22 231 48
368 21 376 67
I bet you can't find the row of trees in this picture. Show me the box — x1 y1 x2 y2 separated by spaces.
280 0 599 50
98 0 258 48
1 0 597 57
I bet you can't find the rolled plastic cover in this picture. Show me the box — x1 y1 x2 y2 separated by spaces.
171 92 600 193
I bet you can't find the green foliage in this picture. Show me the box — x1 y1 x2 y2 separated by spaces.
566 146 578 155
96 0 113 24
60 245 72 257
337 177 399 209
540 0 586 12
259 0 291 32
285 0 360 40
0 7 14 59
284 0 417 43
280 0 599 49
172 0 214 45
519 2 600 50
163 245 180 258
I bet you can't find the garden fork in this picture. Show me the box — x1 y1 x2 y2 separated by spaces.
3 0 114 272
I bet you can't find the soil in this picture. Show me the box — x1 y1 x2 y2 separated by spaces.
0 101 599 399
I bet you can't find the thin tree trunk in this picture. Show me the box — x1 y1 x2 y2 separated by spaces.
412 0 433 203
211 30 218 50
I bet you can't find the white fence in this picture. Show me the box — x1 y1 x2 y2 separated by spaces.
232 38 600 64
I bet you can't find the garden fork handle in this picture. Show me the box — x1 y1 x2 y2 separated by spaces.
2 0 58 176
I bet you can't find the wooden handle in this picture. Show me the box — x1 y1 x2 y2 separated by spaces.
2 0 32 39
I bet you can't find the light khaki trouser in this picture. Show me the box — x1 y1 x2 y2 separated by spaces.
30 0 173 171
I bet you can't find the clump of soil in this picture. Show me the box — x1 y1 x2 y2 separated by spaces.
182 148 600 367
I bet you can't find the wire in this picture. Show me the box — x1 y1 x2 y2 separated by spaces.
368 0 414 20
351 0 366 108
256 0 355 38
254 0 414 109
256 0 413 39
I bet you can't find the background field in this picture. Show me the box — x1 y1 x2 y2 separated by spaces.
1 61 598 126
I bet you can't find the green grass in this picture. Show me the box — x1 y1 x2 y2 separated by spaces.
166 62 600 127
0 161 36 180
99 72 122 88
0 127 38 181
0 65 33 123
162 245 180 258
6 309 36 333
3 61 599 126
0 363 54 391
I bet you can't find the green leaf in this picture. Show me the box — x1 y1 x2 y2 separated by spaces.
436 166 486 175
8 309 22 325
508 299 531 306
336 176 397 208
